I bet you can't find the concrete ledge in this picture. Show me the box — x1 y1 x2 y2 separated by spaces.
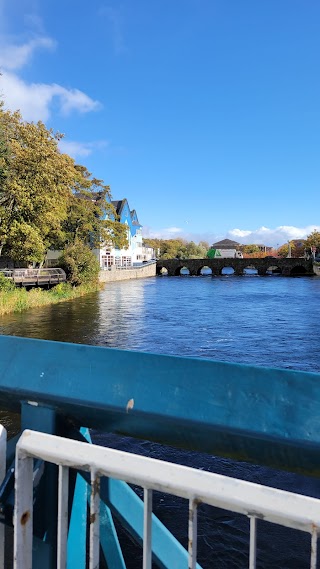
99 262 156 283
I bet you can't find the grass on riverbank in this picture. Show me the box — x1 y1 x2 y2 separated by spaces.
0 282 102 316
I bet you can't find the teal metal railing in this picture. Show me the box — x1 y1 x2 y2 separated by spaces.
0 335 320 567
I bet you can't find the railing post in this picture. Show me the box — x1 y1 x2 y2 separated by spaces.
143 489 152 569
13 449 33 569
0 426 6 569
90 471 100 569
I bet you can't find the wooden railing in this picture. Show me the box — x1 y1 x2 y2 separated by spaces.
0 267 66 286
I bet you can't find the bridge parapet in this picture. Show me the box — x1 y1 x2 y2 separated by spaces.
156 257 314 277
0 334 320 567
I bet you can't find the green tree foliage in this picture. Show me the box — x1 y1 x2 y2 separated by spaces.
277 244 289 258
241 244 260 254
277 240 306 258
62 165 128 250
305 230 320 251
0 272 15 292
9 221 46 264
0 104 128 268
143 238 209 259
0 112 8 191
0 106 75 260
59 241 100 286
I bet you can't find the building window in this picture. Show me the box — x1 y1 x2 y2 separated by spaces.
122 256 132 267
102 254 114 268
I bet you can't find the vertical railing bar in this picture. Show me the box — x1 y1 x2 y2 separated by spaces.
249 516 257 569
188 498 198 569
57 465 69 569
310 528 318 569
143 488 153 569
90 470 100 569
0 426 7 569
13 451 33 569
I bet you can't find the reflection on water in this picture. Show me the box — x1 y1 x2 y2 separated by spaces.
1 276 320 567
0 411 20 438
0 276 320 370
95 278 146 347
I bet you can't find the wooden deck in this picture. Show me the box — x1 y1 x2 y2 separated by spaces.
0 267 66 286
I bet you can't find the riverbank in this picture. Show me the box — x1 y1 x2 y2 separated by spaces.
313 263 320 276
99 261 156 283
0 263 157 315
0 282 101 316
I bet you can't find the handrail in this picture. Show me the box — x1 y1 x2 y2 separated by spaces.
0 268 66 285
14 429 320 569
1 334 320 475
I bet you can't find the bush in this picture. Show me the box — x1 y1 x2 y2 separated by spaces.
0 272 16 292
59 242 100 286
50 282 73 298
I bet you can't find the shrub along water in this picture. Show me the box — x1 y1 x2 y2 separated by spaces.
0 280 101 316
0 244 103 315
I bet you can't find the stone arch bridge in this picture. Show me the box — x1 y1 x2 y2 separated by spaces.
156 257 314 277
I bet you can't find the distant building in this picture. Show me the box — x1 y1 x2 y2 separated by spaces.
141 244 157 262
94 198 143 269
251 244 273 253
210 239 241 249
208 239 243 259
46 197 155 269
290 239 306 248
209 239 273 257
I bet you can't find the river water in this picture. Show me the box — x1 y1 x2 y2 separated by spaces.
1 274 320 568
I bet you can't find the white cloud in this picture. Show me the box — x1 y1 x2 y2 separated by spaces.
0 37 56 70
227 225 320 247
59 139 108 159
164 226 182 234
143 225 320 248
100 6 127 55
58 88 101 116
143 226 185 239
0 37 101 122
1 71 101 122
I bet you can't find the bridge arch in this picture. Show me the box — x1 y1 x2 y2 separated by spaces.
221 265 235 276
174 266 191 276
266 264 282 275
157 266 168 276
156 257 314 277
197 265 213 276
290 265 308 276
243 264 258 276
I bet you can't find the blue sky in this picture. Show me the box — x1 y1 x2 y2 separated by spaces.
0 0 319 247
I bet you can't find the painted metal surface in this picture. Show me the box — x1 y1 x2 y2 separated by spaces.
67 427 126 569
0 425 6 569
1 334 320 474
15 430 320 534
102 470 202 568
14 429 320 569
57 465 68 569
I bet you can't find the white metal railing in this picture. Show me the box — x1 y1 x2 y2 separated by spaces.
13 429 320 569
0 268 66 285
0 425 6 569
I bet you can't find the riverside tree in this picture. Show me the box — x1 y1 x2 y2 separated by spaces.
0 105 75 263
305 230 320 252
143 238 209 259
62 164 128 250
0 104 128 265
